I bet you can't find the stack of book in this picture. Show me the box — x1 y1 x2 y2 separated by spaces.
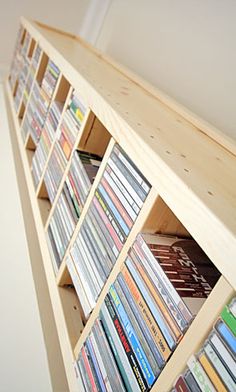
13 31 32 112
21 80 41 142
47 150 102 269
58 91 87 159
75 233 220 391
76 319 127 391
172 297 236 392
14 56 30 112
31 99 64 188
41 60 60 99
66 144 151 318
9 26 23 87
66 150 102 210
44 141 67 203
9 25 25 91
47 183 79 271
23 45 42 106
21 31 31 57
21 59 60 144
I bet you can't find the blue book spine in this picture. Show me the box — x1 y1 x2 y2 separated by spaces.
215 320 236 357
117 274 165 369
126 257 176 350
109 285 156 387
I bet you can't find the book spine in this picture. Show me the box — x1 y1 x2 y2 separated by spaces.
106 165 140 215
77 355 92 391
99 302 140 392
114 280 160 377
174 375 191 391
86 338 107 392
107 158 143 208
184 370 201 392
214 320 236 357
96 187 127 240
131 247 182 341
103 169 137 221
85 214 113 271
110 152 146 201
204 342 236 391
113 144 151 194
80 346 98 392
117 273 165 369
133 241 187 332
101 177 133 228
187 355 216 392
97 183 129 236
70 244 97 308
89 332 113 392
221 306 236 337
126 256 176 350
88 205 118 262
104 295 149 391
122 265 171 361
137 234 193 324
93 194 123 251
80 224 107 281
92 321 126 392
198 350 227 391
209 331 236 380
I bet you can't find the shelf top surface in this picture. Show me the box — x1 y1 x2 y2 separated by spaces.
18 17 236 289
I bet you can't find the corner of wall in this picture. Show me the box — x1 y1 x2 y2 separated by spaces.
78 0 112 45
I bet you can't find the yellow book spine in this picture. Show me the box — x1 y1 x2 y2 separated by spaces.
198 352 227 392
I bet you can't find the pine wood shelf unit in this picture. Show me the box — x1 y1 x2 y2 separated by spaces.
5 17 236 392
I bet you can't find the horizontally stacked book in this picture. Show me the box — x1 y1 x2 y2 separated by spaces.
66 144 151 318
75 234 220 391
172 297 236 392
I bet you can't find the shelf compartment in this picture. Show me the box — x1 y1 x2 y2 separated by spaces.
151 276 234 392
44 115 113 273
37 197 51 226
58 285 84 349
73 190 222 383
27 37 36 59
24 133 36 150
31 80 72 192
34 84 72 197
36 52 49 85
55 137 117 285
78 116 111 157
73 186 159 357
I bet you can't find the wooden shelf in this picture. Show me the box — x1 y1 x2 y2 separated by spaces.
5 16 236 392
20 16 236 291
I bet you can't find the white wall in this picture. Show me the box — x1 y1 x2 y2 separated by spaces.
0 0 92 72
96 0 236 141
0 83 52 392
